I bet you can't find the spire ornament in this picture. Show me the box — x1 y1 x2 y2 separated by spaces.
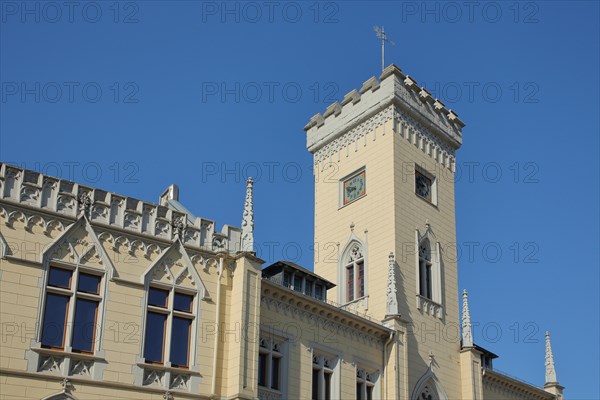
545 331 558 384
241 177 254 252
461 289 474 347
385 252 400 316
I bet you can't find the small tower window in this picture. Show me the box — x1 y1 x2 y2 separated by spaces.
415 167 437 205
419 241 433 300
344 244 365 303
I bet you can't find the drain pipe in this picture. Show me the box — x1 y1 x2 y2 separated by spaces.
383 330 395 399
210 255 224 398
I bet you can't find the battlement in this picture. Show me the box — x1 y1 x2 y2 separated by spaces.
304 64 464 154
0 162 242 253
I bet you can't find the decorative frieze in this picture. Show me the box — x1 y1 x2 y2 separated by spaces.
261 287 389 348
143 369 166 386
313 104 456 173
70 359 93 377
258 387 283 400
0 163 242 254
38 355 64 374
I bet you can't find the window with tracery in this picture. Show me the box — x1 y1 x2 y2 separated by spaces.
345 244 365 303
258 336 284 391
356 368 375 400
312 354 335 400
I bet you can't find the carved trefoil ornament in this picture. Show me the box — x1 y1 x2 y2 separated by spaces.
143 369 165 386
38 355 64 374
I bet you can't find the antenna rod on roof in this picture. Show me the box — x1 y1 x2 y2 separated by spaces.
374 25 395 72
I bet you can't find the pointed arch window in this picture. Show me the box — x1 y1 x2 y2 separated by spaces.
415 227 443 318
344 243 365 303
419 240 433 300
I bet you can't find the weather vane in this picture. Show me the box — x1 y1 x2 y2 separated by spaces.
374 25 395 72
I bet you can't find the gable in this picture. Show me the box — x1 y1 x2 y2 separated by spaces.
42 216 117 277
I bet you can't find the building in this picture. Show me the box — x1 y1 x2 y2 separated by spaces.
0 64 564 400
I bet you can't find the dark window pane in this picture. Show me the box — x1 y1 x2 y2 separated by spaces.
357 382 364 400
258 353 267 387
41 294 69 348
283 272 291 288
426 265 432 299
293 276 302 292
174 293 193 313
148 288 169 308
271 356 280 390
48 267 72 289
324 371 332 400
71 298 98 352
312 369 319 400
144 312 166 363
315 285 323 300
305 281 313 296
78 273 101 294
170 317 191 367
347 267 354 302
367 385 373 400
358 262 365 297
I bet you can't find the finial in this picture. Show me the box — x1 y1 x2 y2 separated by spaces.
78 192 93 219
545 331 558 384
241 177 254 252
60 378 72 393
428 351 435 368
172 216 185 240
385 251 400 317
462 289 474 347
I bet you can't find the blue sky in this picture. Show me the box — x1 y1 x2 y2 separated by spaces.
1 1 598 398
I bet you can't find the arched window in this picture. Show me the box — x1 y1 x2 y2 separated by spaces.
419 240 433 300
343 243 365 303
415 226 443 317
411 369 448 400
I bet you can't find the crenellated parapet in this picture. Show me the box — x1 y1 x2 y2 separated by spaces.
305 64 464 172
0 162 242 253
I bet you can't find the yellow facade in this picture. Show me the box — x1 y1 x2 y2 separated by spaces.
0 64 563 400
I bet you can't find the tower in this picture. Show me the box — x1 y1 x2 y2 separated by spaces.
304 64 464 399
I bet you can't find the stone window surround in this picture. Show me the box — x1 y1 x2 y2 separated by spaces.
26 257 109 381
309 342 343 399
133 278 203 392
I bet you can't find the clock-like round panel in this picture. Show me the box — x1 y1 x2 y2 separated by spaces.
343 171 366 205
